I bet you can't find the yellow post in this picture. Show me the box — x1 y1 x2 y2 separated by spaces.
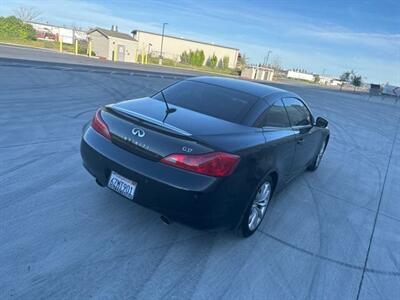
88 40 92 57
74 40 78 55
59 36 63 52
145 53 148 64
141 47 144 64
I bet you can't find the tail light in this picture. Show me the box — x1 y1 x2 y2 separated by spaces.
91 109 111 140
161 152 240 177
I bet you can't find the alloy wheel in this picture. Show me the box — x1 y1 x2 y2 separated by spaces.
248 181 271 231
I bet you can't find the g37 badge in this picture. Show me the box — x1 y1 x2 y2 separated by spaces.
182 146 193 153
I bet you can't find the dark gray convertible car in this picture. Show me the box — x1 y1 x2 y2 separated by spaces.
81 76 329 237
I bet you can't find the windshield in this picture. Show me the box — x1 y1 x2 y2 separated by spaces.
153 80 259 124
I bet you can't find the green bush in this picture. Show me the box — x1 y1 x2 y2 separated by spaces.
222 56 229 69
78 41 87 54
0 16 36 40
180 49 205 66
160 57 175 66
206 54 218 68
180 51 189 64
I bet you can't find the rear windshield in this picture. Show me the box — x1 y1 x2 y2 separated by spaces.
153 80 259 124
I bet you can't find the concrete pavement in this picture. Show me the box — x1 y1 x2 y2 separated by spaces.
0 56 399 299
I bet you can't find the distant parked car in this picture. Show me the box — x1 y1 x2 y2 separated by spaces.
80 77 329 237
36 30 56 41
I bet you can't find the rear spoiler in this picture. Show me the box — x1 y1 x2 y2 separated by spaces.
106 105 192 137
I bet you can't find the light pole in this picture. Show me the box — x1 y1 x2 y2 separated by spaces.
264 50 272 67
159 22 168 65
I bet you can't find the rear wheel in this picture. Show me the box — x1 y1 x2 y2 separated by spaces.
308 139 327 171
239 177 273 237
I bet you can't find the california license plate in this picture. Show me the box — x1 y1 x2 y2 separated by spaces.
107 171 137 200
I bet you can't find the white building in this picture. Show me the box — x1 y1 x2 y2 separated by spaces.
241 66 274 81
318 76 343 86
131 30 239 68
318 76 334 85
287 70 315 82
27 21 87 44
383 84 400 96
330 79 343 86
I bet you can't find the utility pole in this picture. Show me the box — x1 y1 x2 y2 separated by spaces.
159 22 168 65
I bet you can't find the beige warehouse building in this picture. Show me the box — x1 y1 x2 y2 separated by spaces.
88 27 239 68
132 30 239 68
88 27 138 63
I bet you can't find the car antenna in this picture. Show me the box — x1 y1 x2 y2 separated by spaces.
160 90 176 122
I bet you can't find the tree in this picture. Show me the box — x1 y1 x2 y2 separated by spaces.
351 74 362 92
236 53 248 68
14 6 42 22
339 71 351 91
340 71 351 82
0 16 36 40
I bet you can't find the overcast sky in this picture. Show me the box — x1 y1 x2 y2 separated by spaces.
1 0 399 85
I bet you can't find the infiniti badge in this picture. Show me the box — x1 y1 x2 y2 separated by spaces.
132 128 145 138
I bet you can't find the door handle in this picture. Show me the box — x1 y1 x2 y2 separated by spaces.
297 138 304 144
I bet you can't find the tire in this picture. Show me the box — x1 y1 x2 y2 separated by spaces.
308 138 327 171
239 176 273 237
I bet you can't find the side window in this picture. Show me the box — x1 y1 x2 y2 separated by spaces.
257 99 290 127
282 98 312 126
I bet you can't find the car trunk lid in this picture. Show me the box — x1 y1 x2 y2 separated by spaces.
101 97 255 160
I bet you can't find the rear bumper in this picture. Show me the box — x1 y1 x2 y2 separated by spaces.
80 127 242 229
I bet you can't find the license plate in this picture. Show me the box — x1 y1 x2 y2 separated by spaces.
107 171 137 200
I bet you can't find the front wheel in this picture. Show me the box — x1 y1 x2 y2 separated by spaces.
308 139 327 171
239 177 273 237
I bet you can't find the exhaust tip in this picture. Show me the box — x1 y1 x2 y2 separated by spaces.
160 215 171 225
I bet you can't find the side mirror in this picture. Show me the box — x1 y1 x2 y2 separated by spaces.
316 117 328 128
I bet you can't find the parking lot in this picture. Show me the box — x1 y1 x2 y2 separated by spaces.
1 55 399 299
